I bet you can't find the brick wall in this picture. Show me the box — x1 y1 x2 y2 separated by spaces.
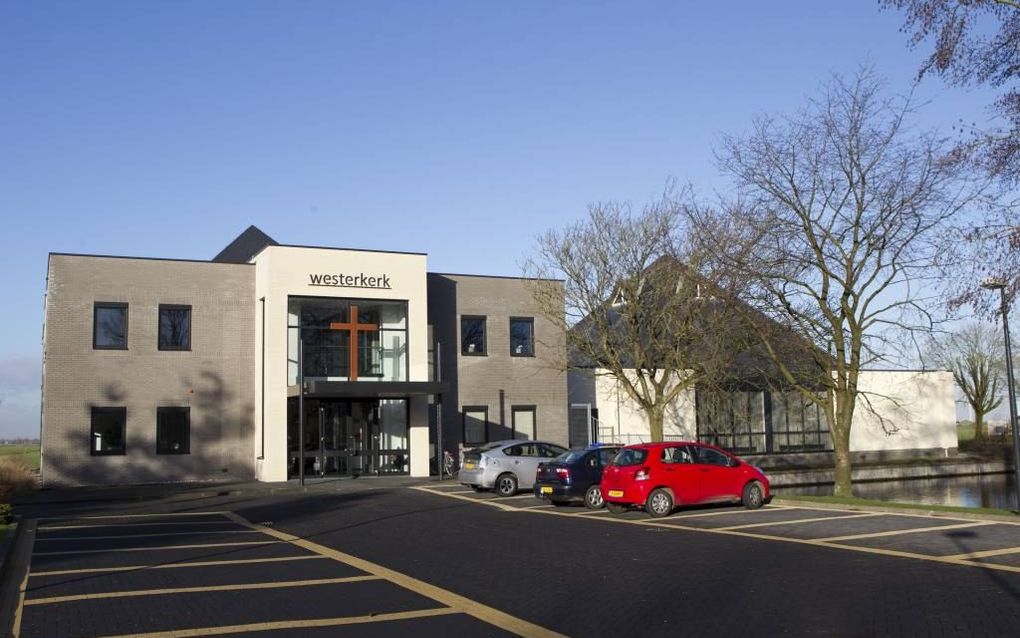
41 254 256 486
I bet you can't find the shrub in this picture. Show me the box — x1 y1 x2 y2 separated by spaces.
0 456 36 500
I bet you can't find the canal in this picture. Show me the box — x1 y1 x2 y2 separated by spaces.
775 473 1018 510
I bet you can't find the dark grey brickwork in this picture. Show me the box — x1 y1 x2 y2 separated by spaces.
41 254 256 486
428 274 568 452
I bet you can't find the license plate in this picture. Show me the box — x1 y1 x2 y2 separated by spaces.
607 490 624 498
540 486 553 494
463 462 475 470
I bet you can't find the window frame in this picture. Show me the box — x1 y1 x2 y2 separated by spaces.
460 315 487 356
90 406 127 456
511 405 537 440
156 406 191 455
462 405 488 445
158 304 193 351
93 302 129 350
509 316 535 357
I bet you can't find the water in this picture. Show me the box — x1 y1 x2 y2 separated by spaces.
775 473 1018 510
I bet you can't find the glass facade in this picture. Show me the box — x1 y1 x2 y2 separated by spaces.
287 297 408 384
695 389 832 456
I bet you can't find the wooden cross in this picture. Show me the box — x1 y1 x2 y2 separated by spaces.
329 305 378 381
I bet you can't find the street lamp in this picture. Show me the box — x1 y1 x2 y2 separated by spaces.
981 277 1020 512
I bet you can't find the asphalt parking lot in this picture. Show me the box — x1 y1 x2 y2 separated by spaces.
415 483 1020 573
7 481 1020 637
11 507 555 638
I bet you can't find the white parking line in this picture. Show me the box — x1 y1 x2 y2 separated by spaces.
35 530 260 542
716 512 883 531
33 540 278 556
816 521 994 543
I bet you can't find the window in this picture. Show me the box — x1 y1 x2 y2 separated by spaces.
509 317 534 356
696 446 732 467
770 391 831 453
91 407 126 455
93 303 128 349
463 406 488 445
539 443 567 457
157 407 190 454
662 446 693 464
158 305 192 351
511 405 536 440
461 316 486 355
612 448 647 466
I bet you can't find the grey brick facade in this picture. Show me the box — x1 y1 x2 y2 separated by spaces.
428 274 568 451
41 254 256 486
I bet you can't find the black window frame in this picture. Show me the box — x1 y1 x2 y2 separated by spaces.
156 406 191 455
93 302 129 350
509 316 535 357
158 304 193 351
90 407 126 456
462 405 488 445
511 405 537 440
461 315 487 356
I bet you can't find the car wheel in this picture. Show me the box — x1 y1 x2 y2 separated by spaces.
584 485 605 509
742 481 765 509
606 502 628 515
495 473 518 497
645 488 673 518
551 499 570 507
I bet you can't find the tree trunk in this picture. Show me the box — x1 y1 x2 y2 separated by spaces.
973 413 986 442
647 407 665 442
831 392 855 498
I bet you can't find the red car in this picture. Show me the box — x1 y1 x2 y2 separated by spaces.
600 442 771 517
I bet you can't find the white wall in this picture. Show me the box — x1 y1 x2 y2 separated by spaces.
253 246 430 481
850 370 957 453
586 368 697 443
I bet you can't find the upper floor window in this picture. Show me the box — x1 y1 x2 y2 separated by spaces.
93 303 128 350
159 305 192 351
461 316 486 355
509 317 534 356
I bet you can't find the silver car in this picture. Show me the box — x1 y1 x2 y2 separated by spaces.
459 440 569 496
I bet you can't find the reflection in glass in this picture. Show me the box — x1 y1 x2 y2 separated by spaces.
94 305 127 349
158 306 191 350
510 318 534 356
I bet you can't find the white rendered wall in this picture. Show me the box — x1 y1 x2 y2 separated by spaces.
253 246 430 481
589 369 697 443
849 370 957 453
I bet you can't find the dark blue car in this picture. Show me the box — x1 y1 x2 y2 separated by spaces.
533 445 622 509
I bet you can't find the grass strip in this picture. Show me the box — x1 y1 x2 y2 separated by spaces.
774 494 1017 518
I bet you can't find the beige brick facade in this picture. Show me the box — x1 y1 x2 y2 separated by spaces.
41 254 256 486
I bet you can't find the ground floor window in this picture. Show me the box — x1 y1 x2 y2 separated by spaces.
91 407 126 455
157 407 190 454
511 405 536 440
286 398 409 478
695 389 832 455
463 406 488 445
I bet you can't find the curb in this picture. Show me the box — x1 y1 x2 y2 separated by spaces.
771 497 1020 523
0 518 27 638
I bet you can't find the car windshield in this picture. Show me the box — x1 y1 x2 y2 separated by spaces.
612 449 648 466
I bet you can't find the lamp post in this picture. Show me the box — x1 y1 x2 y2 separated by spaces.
981 277 1020 512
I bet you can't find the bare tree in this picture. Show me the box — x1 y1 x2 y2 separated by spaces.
692 68 984 497
525 189 746 442
927 322 1004 441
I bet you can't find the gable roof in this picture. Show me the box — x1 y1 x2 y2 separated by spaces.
212 225 278 263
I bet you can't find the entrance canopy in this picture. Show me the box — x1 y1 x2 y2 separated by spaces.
302 380 448 399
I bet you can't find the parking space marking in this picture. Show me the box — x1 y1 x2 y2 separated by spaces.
815 521 994 543
409 486 518 511
24 575 380 606
36 511 229 522
222 511 567 638
35 529 259 542
33 540 278 556
95 608 461 638
38 520 240 531
571 509 611 516
666 506 799 519
943 546 1020 561
716 512 883 531
11 519 36 638
29 554 327 577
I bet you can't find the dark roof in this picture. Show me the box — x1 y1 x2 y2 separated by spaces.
212 225 278 263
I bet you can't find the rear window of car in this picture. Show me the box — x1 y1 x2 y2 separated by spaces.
612 449 647 466
559 451 585 464
475 442 503 452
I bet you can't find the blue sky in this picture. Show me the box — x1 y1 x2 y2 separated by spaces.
0 1 1002 437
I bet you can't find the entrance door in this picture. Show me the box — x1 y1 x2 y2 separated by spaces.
288 398 382 479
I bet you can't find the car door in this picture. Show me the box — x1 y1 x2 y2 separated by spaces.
512 443 544 488
659 445 701 504
694 445 741 500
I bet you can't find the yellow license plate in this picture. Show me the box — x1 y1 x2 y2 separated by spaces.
540 486 553 494
607 490 624 498
463 462 475 470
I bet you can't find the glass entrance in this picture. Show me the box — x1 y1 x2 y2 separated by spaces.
287 398 409 478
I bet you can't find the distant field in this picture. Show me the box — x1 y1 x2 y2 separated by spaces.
0 444 40 471
957 422 975 443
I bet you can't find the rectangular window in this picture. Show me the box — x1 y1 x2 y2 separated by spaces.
509 317 534 356
511 405 536 440
461 316 486 355
158 305 192 351
93 303 128 350
91 407 126 455
463 406 488 445
157 407 190 454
